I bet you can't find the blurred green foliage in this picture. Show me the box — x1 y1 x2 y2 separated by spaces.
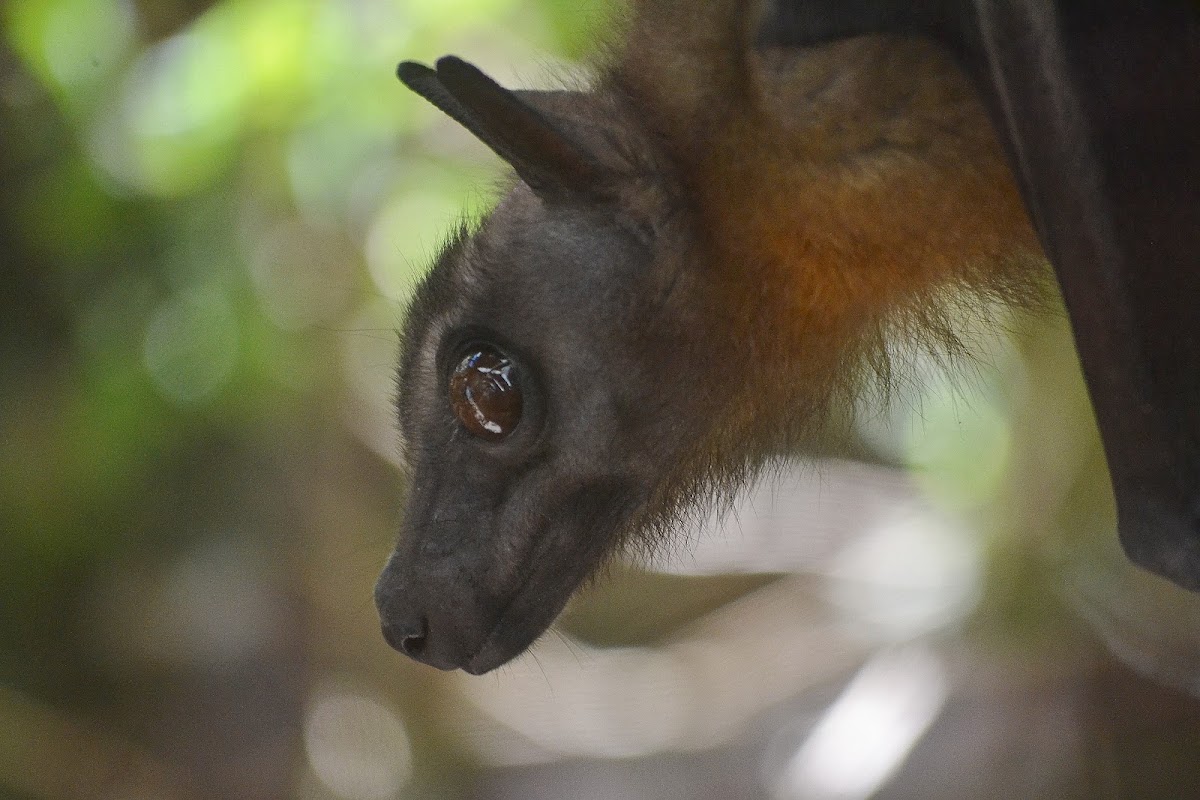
0 0 594 606
5 1 1200 798
0 0 604 795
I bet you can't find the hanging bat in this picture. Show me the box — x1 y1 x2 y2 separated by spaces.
374 0 1200 673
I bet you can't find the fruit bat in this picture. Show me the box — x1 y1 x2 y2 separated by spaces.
374 0 1200 673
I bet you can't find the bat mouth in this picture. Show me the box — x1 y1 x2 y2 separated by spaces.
463 606 556 675
375 475 642 674
376 569 562 674
461 548 588 675
462 479 639 674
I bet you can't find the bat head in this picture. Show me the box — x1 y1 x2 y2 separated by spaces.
374 58 746 673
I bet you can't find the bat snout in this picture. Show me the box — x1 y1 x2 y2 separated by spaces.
379 614 429 661
374 565 497 671
376 474 646 672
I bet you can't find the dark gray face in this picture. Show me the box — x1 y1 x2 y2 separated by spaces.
375 188 682 673
374 56 728 673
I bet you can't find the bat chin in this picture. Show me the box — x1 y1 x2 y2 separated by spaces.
462 578 576 674
463 632 532 675
458 479 638 674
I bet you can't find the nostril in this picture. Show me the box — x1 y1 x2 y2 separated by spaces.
381 616 428 658
400 626 428 658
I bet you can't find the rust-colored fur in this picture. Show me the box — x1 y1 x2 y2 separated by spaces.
606 0 1044 423
378 0 1055 673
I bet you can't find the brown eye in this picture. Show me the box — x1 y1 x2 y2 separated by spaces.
449 347 523 440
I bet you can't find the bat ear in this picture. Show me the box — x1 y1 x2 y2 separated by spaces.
397 56 607 197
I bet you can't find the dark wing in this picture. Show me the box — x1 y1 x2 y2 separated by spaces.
763 0 1200 590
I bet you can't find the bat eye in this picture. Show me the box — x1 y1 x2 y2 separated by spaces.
449 346 523 440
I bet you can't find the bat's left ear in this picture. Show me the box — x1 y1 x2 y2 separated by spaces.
397 56 608 198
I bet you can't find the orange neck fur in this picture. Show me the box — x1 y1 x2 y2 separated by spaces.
614 27 1044 406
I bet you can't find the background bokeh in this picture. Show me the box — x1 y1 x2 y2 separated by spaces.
3 1 1200 798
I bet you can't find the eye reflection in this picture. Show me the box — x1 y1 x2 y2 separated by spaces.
449 347 523 440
